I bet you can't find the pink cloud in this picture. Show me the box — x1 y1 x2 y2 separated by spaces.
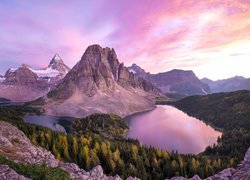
0 0 250 79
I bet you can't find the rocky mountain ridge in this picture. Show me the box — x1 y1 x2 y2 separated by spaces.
128 64 210 96
201 76 250 93
42 45 161 117
0 54 70 102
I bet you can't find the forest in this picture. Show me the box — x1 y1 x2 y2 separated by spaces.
1 94 247 180
172 90 250 165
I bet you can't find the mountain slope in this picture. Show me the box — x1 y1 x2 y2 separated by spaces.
0 75 4 83
201 76 250 93
0 65 49 102
30 54 70 80
0 54 70 102
0 121 125 180
128 64 210 95
42 45 160 117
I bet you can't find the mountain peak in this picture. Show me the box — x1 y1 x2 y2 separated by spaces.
49 54 63 65
48 54 70 75
85 44 103 52
45 45 160 117
128 63 147 77
83 44 117 60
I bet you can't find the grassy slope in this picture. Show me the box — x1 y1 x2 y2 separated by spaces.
0 154 69 180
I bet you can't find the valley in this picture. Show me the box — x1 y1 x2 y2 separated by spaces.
1 0 250 179
0 45 249 179
0 89 249 179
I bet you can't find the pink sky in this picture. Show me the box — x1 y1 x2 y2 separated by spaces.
0 0 250 80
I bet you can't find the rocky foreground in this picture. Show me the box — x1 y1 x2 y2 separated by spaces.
0 121 137 180
0 120 249 180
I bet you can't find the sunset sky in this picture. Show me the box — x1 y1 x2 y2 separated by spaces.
0 0 250 80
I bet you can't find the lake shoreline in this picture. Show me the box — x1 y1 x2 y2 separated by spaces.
125 105 222 154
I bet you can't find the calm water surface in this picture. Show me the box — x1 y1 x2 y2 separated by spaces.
126 105 222 154
24 115 74 133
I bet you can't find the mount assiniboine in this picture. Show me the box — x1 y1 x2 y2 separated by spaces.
36 44 161 117
0 54 70 102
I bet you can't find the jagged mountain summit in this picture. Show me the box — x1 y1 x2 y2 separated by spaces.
28 53 70 79
128 64 210 95
41 44 161 117
201 76 250 93
47 53 70 78
0 54 70 102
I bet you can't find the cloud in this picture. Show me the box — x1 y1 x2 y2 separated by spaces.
0 0 250 79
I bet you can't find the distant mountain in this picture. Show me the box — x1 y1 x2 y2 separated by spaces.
0 74 4 83
201 76 250 93
41 45 160 117
0 54 70 102
128 64 210 96
26 54 70 81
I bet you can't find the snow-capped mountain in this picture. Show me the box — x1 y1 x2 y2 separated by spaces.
28 54 70 79
0 54 70 102
48 54 70 75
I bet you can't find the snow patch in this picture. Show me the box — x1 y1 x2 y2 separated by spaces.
54 54 62 61
129 69 136 74
29 67 60 78
9 68 17 72
201 88 208 94
0 77 5 83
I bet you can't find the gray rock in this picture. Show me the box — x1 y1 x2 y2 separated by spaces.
126 177 141 180
169 176 186 180
0 164 30 180
89 165 104 177
190 175 201 180
206 168 235 179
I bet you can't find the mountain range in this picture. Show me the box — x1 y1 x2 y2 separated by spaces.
40 45 160 117
128 63 210 95
0 54 70 102
0 44 250 117
201 76 250 93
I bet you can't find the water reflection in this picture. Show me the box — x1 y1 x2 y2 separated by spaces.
24 115 74 133
126 105 221 154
